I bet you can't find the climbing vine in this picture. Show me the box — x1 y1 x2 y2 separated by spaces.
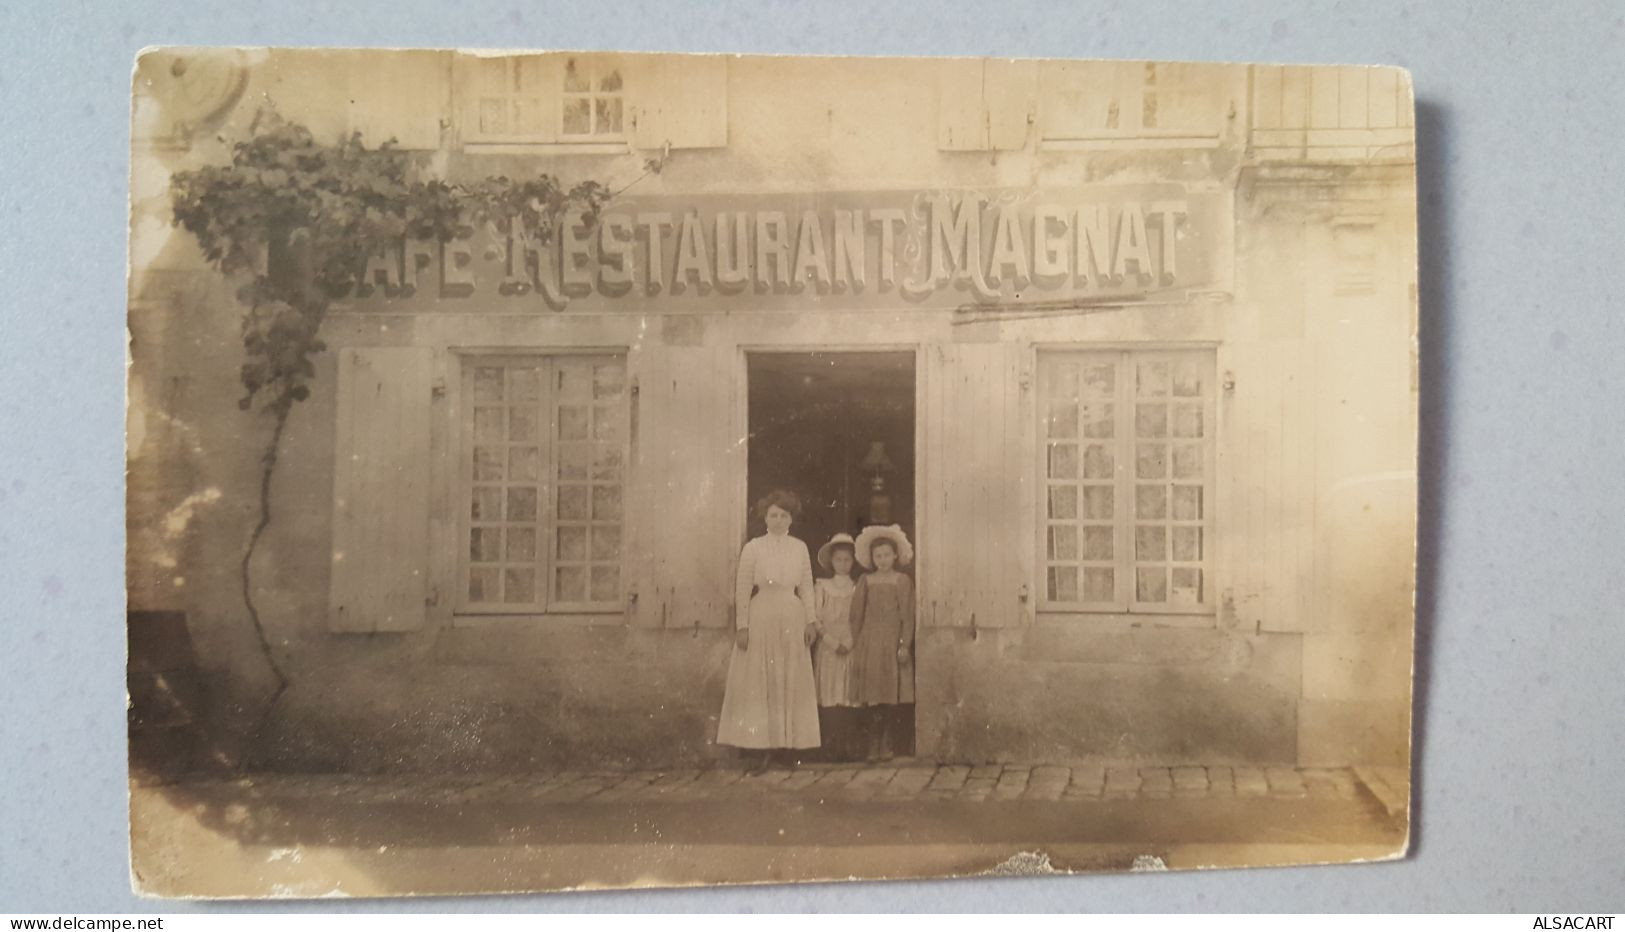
170 112 612 703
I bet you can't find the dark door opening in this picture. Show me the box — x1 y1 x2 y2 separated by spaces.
747 350 917 757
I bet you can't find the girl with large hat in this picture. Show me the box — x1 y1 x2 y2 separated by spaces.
847 524 916 761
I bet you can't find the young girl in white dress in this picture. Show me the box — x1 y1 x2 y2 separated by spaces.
811 533 859 760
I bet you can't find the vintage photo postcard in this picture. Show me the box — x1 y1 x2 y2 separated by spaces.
127 47 1418 897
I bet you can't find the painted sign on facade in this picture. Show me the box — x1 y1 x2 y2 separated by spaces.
346 185 1233 313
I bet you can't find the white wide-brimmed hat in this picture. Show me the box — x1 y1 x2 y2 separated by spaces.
816 533 858 571
854 524 914 569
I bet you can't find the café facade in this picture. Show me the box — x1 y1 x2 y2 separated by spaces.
128 50 1418 772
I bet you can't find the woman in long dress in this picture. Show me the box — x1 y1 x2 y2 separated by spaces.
716 490 822 772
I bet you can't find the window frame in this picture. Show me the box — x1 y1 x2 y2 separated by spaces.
454 350 630 617
458 54 628 148
1035 347 1218 617
558 55 626 142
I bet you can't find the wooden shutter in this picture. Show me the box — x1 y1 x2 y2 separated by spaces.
1218 341 1316 632
985 60 1036 150
631 56 728 150
347 50 446 150
919 342 1029 628
329 347 433 632
938 59 1035 152
937 59 989 151
628 346 741 629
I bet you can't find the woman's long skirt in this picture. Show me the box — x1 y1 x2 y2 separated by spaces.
716 586 821 749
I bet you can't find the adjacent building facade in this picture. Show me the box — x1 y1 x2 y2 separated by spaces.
128 50 1418 772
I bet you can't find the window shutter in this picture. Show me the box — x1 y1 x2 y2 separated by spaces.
938 60 1035 151
329 347 434 632
348 50 446 150
629 346 740 629
1154 62 1225 137
984 60 1036 150
1220 342 1316 633
631 56 728 150
920 342 1028 628
937 60 989 151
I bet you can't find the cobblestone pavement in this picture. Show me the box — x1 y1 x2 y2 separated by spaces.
135 762 1408 897
200 762 1384 808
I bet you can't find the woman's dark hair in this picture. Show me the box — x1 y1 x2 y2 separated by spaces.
753 489 802 523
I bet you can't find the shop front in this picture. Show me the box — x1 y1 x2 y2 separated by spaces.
128 52 1416 774
294 180 1306 769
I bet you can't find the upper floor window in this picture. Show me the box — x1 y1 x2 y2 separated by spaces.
462 54 626 146
561 57 624 139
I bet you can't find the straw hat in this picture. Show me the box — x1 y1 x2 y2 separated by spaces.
816 533 857 571
854 524 914 569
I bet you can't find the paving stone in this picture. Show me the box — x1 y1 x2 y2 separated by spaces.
1171 766 1208 790
927 766 970 791
1024 779 1066 800
969 764 1004 780
1231 766 1268 797
1300 769 1341 799
1068 765 1106 798
1030 766 1071 785
994 769 1031 799
849 767 898 787
1266 767 1307 797
813 769 859 787
844 768 897 796
760 769 812 792
921 788 959 802
673 768 745 798
1205 766 1235 797
883 768 937 797
1103 767 1141 798
1170 766 1208 798
957 777 997 800
740 769 793 788
649 770 702 789
995 769 1030 788
1139 767 1173 798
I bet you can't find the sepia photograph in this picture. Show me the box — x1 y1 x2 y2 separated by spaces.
125 47 1419 898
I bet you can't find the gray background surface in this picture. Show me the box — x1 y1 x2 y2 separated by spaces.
2 0 1621 912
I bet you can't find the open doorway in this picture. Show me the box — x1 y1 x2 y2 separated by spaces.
746 350 917 757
